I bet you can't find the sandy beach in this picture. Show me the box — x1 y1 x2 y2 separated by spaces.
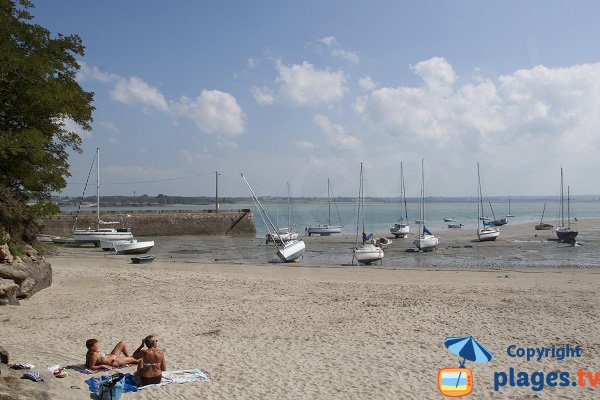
1 221 600 399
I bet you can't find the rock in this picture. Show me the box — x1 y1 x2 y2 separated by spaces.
0 244 13 264
0 278 19 305
0 258 51 302
0 346 9 364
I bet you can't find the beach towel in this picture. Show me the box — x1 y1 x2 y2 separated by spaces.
22 371 44 382
85 373 138 394
66 364 129 374
121 369 212 390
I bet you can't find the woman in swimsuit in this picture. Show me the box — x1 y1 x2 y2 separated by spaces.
85 339 140 371
135 335 166 386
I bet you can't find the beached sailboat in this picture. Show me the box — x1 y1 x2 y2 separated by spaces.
307 178 343 236
414 159 439 251
390 162 410 238
489 202 508 226
265 183 300 243
71 148 133 246
555 168 578 242
477 163 500 241
353 163 384 264
241 174 305 262
113 240 154 255
506 198 516 218
535 202 553 230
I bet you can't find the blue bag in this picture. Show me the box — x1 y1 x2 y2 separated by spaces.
99 373 124 400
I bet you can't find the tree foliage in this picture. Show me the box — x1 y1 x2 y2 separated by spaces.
0 0 94 242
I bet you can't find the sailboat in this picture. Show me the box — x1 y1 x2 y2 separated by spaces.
353 163 384 264
413 159 439 251
535 202 553 230
555 168 578 242
265 183 299 244
477 163 500 242
72 148 133 246
506 198 516 218
241 174 305 262
307 178 343 236
390 162 410 238
490 202 508 226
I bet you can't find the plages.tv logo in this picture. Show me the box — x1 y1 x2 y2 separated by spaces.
438 336 493 397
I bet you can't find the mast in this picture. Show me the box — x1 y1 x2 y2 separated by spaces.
287 182 291 232
327 178 331 225
353 163 363 255
361 165 365 241
477 163 482 230
215 171 219 212
567 186 571 229
420 158 424 236
402 162 408 221
540 202 547 225
560 168 565 227
241 174 279 243
96 147 100 228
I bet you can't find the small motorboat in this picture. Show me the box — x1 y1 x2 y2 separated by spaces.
448 223 463 229
535 223 553 230
113 240 154 255
131 255 155 264
443 218 456 222
375 237 392 248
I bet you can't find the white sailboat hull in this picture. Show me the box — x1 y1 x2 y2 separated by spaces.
277 239 305 262
307 225 342 236
266 230 299 243
100 239 137 251
354 243 384 264
74 229 134 245
414 234 439 251
390 223 410 238
478 228 499 241
113 240 154 255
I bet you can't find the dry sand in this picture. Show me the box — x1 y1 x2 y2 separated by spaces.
1 221 600 399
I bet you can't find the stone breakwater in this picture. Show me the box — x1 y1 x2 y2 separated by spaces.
42 209 256 237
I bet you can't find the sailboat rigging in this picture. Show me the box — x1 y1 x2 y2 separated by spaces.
352 163 384 265
241 174 305 262
307 178 343 236
390 162 410 238
413 159 439 251
477 163 500 242
555 168 578 243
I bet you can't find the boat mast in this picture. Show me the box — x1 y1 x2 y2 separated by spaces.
215 171 219 212
420 159 424 236
477 163 482 230
540 202 547 225
560 168 565 227
402 162 408 222
567 185 571 229
96 147 100 228
287 182 291 232
353 164 363 254
327 178 331 225
241 174 280 243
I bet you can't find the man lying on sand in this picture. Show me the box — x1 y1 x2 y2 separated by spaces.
85 339 140 371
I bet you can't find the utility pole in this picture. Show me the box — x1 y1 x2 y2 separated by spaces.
215 171 219 212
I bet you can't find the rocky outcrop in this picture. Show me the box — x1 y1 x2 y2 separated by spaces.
0 243 51 306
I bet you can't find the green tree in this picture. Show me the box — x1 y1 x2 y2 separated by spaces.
0 0 94 242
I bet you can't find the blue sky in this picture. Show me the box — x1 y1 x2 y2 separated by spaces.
33 1 600 198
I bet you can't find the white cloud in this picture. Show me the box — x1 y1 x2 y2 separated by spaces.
76 61 119 83
98 121 119 132
317 36 360 64
110 76 169 112
313 114 361 150
354 57 600 179
173 90 246 136
62 118 91 139
247 58 259 69
358 75 378 91
251 86 274 105
295 140 317 150
276 61 348 106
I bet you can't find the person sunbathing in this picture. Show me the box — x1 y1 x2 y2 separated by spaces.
85 339 140 371
135 335 166 386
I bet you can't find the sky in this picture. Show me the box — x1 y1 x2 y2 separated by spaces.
31 1 600 198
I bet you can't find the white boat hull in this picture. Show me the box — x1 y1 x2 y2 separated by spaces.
266 230 299 243
414 234 439 251
307 225 342 236
100 239 137 251
277 239 305 262
74 229 133 245
478 228 499 242
390 223 409 238
113 240 154 255
354 243 384 264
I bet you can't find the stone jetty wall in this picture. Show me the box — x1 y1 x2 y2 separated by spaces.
42 209 256 237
